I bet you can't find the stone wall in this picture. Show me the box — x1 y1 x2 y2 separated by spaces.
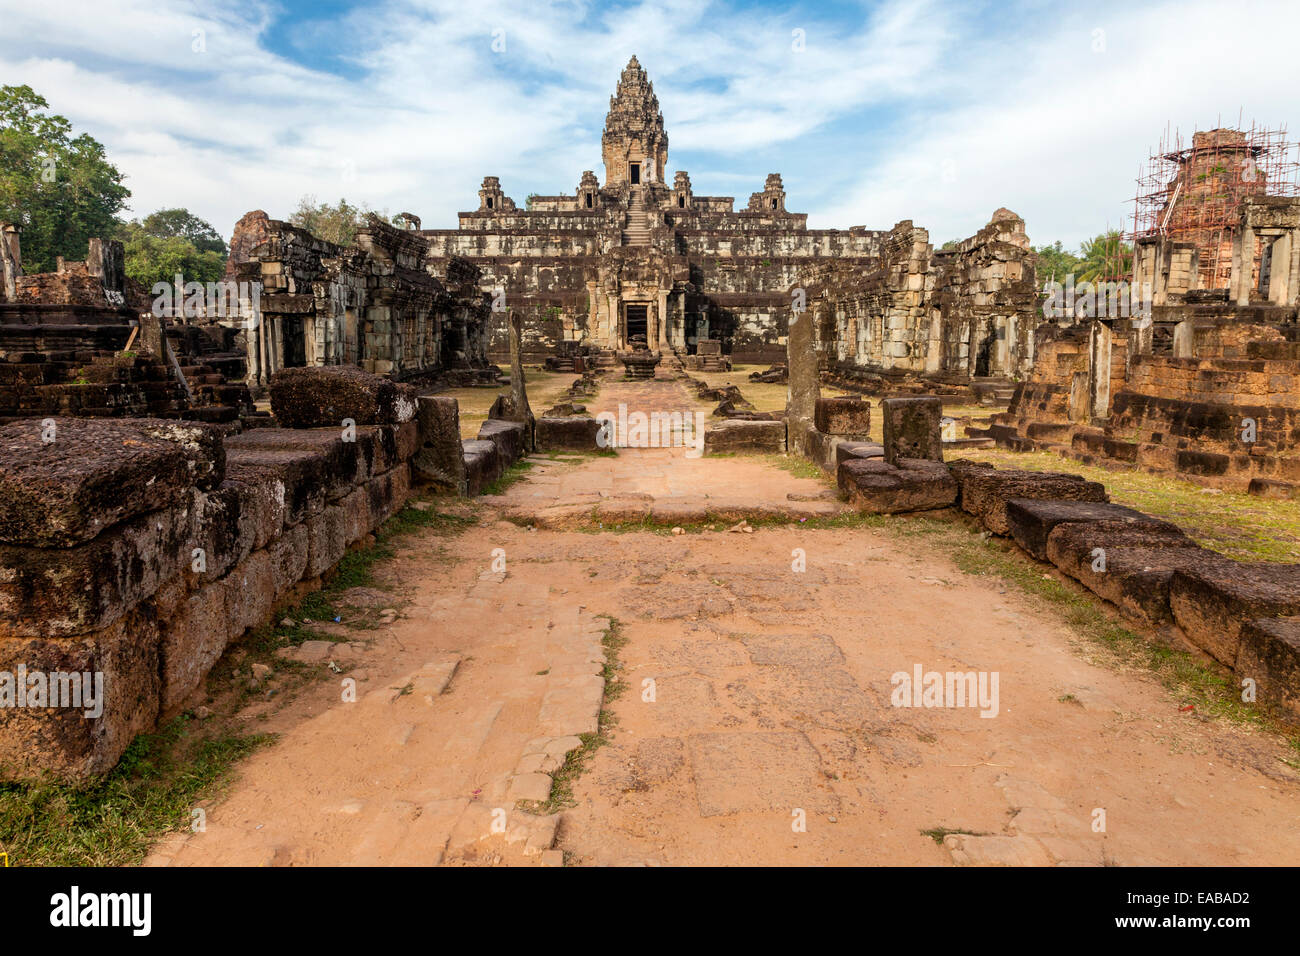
804 209 1040 387
231 214 492 388
989 305 1300 493
0 369 427 781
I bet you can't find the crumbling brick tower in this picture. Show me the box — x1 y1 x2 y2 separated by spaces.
601 55 667 187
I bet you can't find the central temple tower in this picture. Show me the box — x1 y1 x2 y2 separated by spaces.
601 56 668 188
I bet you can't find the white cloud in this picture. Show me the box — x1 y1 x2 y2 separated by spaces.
0 0 1294 250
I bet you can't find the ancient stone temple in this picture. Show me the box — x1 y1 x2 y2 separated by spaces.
422 57 1041 377
424 56 886 363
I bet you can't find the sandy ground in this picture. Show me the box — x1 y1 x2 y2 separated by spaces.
149 375 1300 867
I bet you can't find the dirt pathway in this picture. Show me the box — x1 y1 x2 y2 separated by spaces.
150 376 1300 867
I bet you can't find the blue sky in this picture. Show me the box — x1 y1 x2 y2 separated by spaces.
1 0 1297 248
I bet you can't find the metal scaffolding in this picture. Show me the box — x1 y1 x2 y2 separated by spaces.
1124 118 1299 289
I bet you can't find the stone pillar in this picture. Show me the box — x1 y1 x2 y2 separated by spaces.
1268 232 1292 307
657 290 669 349
1088 320 1112 421
0 223 19 302
786 305 820 457
607 294 620 349
1172 320 1195 359
1068 372 1089 424
1236 225 1255 307
508 310 534 450
881 396 943 464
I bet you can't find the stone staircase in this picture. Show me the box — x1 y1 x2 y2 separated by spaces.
621 190 652 246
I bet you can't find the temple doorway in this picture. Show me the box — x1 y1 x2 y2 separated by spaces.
625 303 648 343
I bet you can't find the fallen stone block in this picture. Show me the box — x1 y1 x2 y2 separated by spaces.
838 457 957 514
225 427 369 504
1003 498 1178 562
835 441 884 468
413 395 467 495
958 467 1108 536
1170 562 1300 667
703 418 786 455
535 416 603 452
815 396 871 438
0 417 223 548
462 439 502 496
269 366 418 428
882 396 943 465
1236 616 1300 718
1045 521 1205 627
477 418 527 467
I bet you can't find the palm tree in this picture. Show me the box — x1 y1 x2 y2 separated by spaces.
1075 230 1132 282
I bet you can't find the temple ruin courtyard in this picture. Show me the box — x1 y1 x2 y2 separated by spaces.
115 372 1295 868
2 37 1300 879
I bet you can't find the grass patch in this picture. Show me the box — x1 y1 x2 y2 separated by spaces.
959 446 1300 563
519 617 627 815
764 453 831 482
921 826 988 845
483 460 536 496
0 715 271 866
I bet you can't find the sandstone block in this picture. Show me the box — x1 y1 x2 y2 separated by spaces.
535 416 603 452
1236 616 1300 717
838 457 957 514
881 396 943 464
269 366 418 428
413 395 467 495
1170 562 1300 667
815 397 871 438
703 419 786 455
0 417 223 547
835 442 884 467
1004 498 1179 562
462 439 502 496
477 418 527 467
1045 521 1204 626
958 468 1108 536
158 579 229 715
0 607 161 781
0 498 196 639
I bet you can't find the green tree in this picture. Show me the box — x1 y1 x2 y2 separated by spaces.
288 196 394 247
116 208 227 289
134 207 226 256
0 85 130 273
1076 230 1132 282
1031 240 1083 284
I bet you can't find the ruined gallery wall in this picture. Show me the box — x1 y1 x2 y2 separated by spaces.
804 210 1040 382
233 214 492 386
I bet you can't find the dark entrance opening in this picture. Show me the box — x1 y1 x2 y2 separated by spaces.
625 304 648 343
284 318 307 368
630 163 641 184
974 330 995 377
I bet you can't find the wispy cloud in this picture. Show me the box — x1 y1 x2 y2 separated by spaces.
0 0 1295 248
